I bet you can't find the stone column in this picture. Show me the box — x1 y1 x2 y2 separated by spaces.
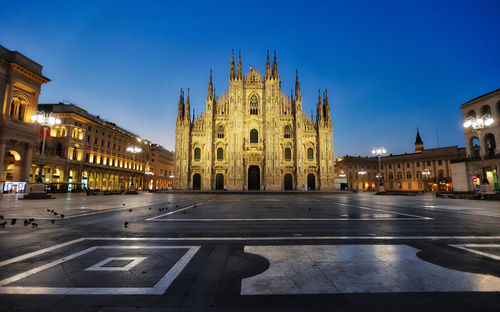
21 143 33 183
3 75 14 117
64 167 71 183
0 140 7 187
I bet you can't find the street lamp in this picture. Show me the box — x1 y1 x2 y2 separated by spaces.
126 146 142 190
127 146 142 155
422 168 431 177
371 147 386 192
463 114 495 191
31 111 61 183
422 168 431 192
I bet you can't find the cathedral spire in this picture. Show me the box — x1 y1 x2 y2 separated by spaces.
177 88 185 120
317 89 323 122
208 69 213 99
237 49 242 80
266 50 271 79
323 89 331 120
184 88 191 121
272 50 278 79
230 50 235 80
295 69 301 99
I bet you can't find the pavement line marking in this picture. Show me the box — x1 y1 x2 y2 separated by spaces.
148 217 427 222
82 236 500 241
450 244 500 261
145 202 205 221
335 202 433 220
85 257 147 271
4 236 500 267
0 238 86 268
0 245 200 295
0 246 99 286
405 204 500 219
153 246 200 289
0 287 162 295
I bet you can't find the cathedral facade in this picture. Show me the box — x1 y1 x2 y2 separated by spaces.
174 51 335 191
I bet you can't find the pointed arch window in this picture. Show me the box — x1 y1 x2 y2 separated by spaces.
217 125 224 138
284 125 291 139
284 148 291 160
217 147 223 160
194 147 201 160
250 129 258 143
250 95 258 115
307 147 314 160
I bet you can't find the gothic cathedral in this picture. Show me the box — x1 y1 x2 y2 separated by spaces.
174 50 335 191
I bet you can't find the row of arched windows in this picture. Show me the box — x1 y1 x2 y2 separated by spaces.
467 101 500 118
470 134 497 158
193 147 224 161
193 146 315 161
283 147 314 160
216 125 293 140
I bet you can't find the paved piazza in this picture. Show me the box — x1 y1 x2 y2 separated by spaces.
0 192 499 311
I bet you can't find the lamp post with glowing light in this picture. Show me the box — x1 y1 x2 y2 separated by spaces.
126 145 142 190
31 112 61 183
422 168 431 192
463 114 495 192
371 147 386 192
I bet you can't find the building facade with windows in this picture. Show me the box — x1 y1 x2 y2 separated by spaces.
451 88 500 192
336 130 465 192
174 50 335 190
0 45 50 193
31 103 151 192
147 144 174 190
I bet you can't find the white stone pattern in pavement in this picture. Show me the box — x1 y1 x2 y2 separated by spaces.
241 245 500 295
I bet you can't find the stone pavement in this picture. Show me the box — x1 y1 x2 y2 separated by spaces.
0 192 499 311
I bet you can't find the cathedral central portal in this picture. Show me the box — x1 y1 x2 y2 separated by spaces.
248 166 260 190
174 50 335 191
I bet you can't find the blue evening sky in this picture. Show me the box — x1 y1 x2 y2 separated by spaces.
1 0 499 157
